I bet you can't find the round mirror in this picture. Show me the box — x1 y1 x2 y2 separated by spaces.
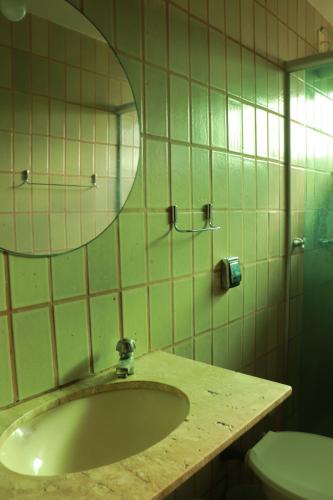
0 0 140 255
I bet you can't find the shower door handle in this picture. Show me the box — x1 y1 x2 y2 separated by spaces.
292 237 305 250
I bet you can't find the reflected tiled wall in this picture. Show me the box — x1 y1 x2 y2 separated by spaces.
0 11 139 254
0 0 330 496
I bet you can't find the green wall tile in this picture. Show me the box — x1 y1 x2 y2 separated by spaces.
190 0 207 19
149 282 172 350
49 23 65 62
52 248 86 300
195 332 212 364
174 338 193 360
31 16 48 56
192 147 210 209
254 2 267 57
228 98 243 153
13 50 31 93
88 224 119 293
244 265 256 315
225 0 240 41
212 271 228 327
227 39 241 97
191 83 209 145
170 75 190 142
241 0 254 49
119 212 146 287
269 212 280 258
257 160 268 209
0 15 11 46
147 213 171 282
208 0 225 31
212 151 228 208
194 274 212 334
83 0 113 45
13 15 30 50
9 256 50 308
174 278 193 342
257 213 268 260
229 211 243 259
243 315 255 366
0 46 11 88
229 285 243 322
90 293 120 372
228 319 242 370
256 261 268 310
228 154 243 209
243 159 256 209
0 254 7 312
190 18 209 84
169 5 189 76
268 259 284 306
13 307 54 399
54 300 90 385
172 213 193 277
244 212 257 263
242 104 256 155
212 212 228 265
49 61 65 100
209 29 226 90
256 56 268 107
0 317 13 406
211 90 227 148
32 96 49 135
14 92 31 134
145 65 168 137
146 138 169 208
193 214 211 272
116 0 142 58
256 308 269 357
213 325 228 368
122 286 148 356
0 132 12 173
242 48 255 103
31 55 48 96
145 0 167 67
0 89 12 131
171 143 191 208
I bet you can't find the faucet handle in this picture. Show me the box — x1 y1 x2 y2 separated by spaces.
116 338 136 356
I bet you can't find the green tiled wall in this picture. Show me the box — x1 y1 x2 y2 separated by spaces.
0 0 329 495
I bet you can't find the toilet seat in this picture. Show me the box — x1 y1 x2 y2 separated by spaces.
247 431 333 500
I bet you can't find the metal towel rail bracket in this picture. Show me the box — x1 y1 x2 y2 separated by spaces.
19 170 98 188
170 204 221 233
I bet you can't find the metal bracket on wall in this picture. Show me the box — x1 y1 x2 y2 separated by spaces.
19 170 98 188
170 203 221 233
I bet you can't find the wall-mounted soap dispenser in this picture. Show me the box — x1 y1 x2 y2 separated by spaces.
221 257 242 290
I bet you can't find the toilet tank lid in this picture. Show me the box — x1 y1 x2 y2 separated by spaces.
247 431 333 500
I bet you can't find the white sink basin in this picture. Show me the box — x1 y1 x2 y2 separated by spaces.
0 381 189 476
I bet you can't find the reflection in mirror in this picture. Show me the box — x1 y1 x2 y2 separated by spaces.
0 0 140 255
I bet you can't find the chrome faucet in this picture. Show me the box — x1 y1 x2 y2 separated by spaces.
116 338 136 378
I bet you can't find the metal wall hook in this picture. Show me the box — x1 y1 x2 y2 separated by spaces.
19 170 98 188
170 204 221 233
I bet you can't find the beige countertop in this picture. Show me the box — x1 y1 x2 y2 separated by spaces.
0 351 291 499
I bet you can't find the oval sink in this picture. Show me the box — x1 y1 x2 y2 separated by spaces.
0 381 189 476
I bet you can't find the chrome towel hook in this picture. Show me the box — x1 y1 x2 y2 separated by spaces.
170 204 221 233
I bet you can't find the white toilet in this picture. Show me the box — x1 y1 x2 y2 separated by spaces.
247 431 333 499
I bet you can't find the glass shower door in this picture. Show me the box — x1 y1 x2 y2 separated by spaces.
289 60 333 436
